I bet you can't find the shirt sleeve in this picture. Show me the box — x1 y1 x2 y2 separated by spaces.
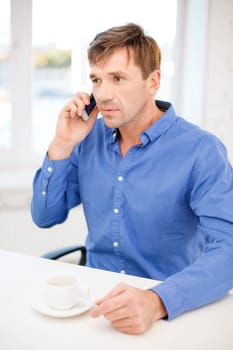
152 134 233 319
31 149 81 228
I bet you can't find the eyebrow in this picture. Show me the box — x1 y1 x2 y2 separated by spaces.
89 71 128 79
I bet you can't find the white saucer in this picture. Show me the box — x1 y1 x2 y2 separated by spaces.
31 292 95 318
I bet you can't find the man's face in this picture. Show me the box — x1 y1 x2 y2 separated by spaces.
89 48 153 130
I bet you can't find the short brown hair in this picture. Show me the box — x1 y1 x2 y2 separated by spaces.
88 23 161 79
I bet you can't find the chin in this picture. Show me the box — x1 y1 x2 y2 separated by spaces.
102 117 119 129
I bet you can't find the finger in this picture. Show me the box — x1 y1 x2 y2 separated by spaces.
62 101 78 119
74 92 91 115
91 291 130 318
95 283 129 305
111 316 134 328
63 94 88 117
70 103 79 118
73 97 87 116
91 283 132 318
62 92 92 116
91 297 122 318
115 325 145 335
104 306 129 322
111 317 147 335
75 91 90 103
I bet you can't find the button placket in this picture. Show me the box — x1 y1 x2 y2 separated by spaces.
111 152 135 268
112 178 123 257
111 147 138 274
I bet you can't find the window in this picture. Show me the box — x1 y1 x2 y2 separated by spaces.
32 0 177 155
0 0 177 167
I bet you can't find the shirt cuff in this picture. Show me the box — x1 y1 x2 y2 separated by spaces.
41 154 71 176
151 280 185 320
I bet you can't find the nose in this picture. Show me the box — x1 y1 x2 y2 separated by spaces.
95 82 113 102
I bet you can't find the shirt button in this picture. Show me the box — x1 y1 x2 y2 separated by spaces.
118 175 124 182
113 208 119 214
113 241 119 247
42 190 46 196
120 270 126 274
47 166 53 172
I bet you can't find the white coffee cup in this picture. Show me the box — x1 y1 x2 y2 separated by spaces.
45 272 89 310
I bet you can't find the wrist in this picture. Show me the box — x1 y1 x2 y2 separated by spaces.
48 138 76 160
146 290 167 321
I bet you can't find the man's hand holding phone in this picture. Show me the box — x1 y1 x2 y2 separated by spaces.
48 92 98 160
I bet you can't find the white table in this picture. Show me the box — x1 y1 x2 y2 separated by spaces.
0 249 233 350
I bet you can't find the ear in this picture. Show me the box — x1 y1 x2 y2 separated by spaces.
147 70 161 95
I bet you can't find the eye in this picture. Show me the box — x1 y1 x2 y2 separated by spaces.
114 75 123 82
91 78 101 85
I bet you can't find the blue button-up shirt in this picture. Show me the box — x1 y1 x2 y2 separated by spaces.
31 101 233 319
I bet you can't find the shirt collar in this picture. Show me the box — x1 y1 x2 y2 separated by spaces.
108 100 177 145
141 100 177 145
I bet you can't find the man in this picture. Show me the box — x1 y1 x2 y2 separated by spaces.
31 23 233 334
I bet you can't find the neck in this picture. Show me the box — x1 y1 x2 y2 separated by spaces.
119 104 163 157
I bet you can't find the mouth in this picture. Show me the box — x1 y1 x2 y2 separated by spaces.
103 108 117 112
101 108 119 115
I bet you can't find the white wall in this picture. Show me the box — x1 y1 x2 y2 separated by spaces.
204 0 233 162
174 0 233 163
173 0 209 126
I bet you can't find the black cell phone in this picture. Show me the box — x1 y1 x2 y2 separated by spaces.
82 94 96 121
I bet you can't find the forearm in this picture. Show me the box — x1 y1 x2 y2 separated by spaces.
31 154 80 227
152 241 233 319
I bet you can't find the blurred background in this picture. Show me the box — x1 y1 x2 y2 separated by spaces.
0 0 233 258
